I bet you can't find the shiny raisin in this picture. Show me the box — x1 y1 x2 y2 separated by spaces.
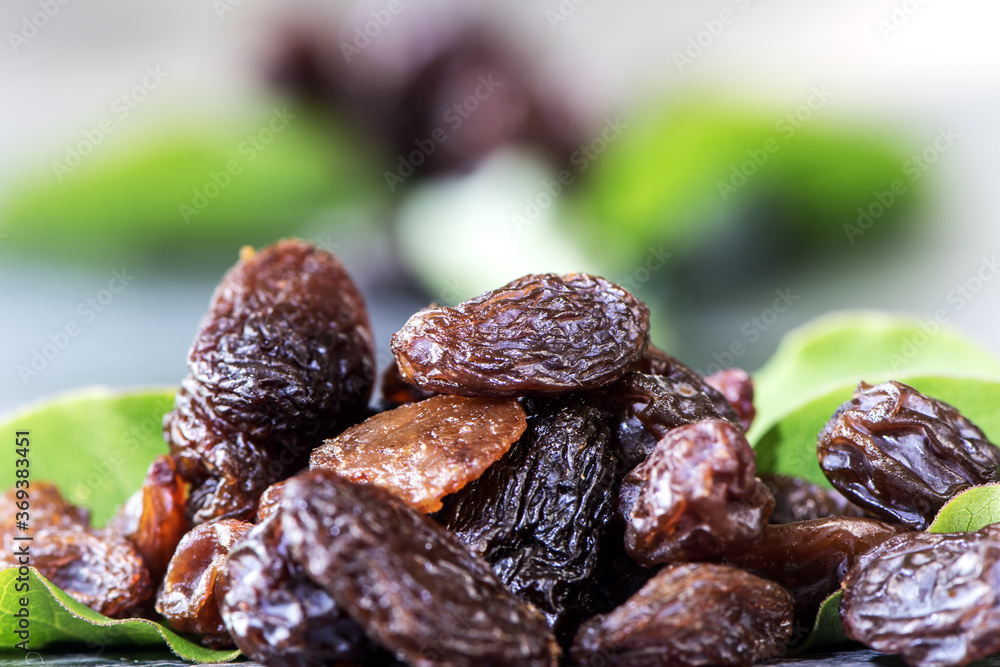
310 395 526 513
818 380 1000 529
571 562 793 667
379 358 435 405
620 419 773 566
0 481 89 539
255 478 289 523
391 273 649 397
705 367 756 432
760 473 866 524
164 239 376 524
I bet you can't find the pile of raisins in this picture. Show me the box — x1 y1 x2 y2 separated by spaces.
8 239 1000 667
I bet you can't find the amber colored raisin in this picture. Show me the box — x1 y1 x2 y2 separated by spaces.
818 380 1000 529
156 519 253 644
705 367 756 432
106 455 188 581
572 563 793 667
726 517 906 625
841 525 1000 667
621 419 773 566
391 273 649 397
0 481 89 540
255 479 289 523
281 469 560 667
379 359 435 405
437 393 615 642
220 513 386 667
760 473 866 524
310 395 526 513
164 239 376 524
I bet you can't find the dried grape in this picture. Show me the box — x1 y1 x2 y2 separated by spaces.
760 473 866 524
705 367 756 432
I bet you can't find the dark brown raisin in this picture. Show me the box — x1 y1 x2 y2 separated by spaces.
437 393 615 643
280 469 560 667
156 519 253 644
310 395 526 513
726 516 906 626
571 562 793 667
841 525 1000 667
0 481 89 540
620 419 773 566
164 239 376 524
705 367 756 432
760 473 867 524
818 380 1000 529
391 273 649 397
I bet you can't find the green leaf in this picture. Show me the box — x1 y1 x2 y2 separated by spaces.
749 311 1000 443
0 567 238 662
785 591 849 656
927 484 1000 533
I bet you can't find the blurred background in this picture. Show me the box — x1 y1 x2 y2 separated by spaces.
2 0 999 412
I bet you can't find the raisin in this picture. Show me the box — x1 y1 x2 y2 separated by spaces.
437 393 615 642
609 409 658 477
164 239 376 524
571 562 793 667
818 380 1000 529
280 469 560 667
220 513 385 667
106 455 188 581
620 419 773 566
255 478 289 523
391 273 649 397
157 519 253 644
0 481 89 539
705 367 756 432
726 517 906 625
760 473 866 524
840 525 1000 667
310 395 526 513
380 359 435 405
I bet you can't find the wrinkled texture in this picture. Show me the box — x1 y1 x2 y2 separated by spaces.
107 455 188 581
255 478 289 524
571 563 793 667
437 393 615 641
621 419 774 566
0 481 89 540
726 517 906 625
164 239 375 524
157 519 253 644
380 359 435 405
310 395 526 513
841 526 1000 667
220 513 384 667
761 473 867 524
392 273 649 397
819 380 1000 529
705 367 756 432
281 469 560 667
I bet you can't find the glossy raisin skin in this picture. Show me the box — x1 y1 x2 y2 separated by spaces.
379 359 435 405
620 419 773 566
705 367 756 432
572 563 793 667
392 273 649 397
726 517 906 625
220 513 384 667
107 455 188 581
310 395 526 513
818 381 1000 529
157 519 253 645
760 473 866 524
164 240 376 524
255 479 289 523
841 525 1000 667
437 393 615 642
281 470 559 667
0 481 89 539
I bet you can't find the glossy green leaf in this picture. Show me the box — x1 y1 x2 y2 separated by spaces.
785 591 849 656
927 484 1000 533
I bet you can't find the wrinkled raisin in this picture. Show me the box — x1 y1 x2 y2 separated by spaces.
437 393 615 642
620 419 773 566
705 367 756 432
818 380 1000 529
310 395 526 513
761 472 867 525
379 359 435 405
255 478 288 523
164 239 376 524
841 525 1000 667
392 273 649 397
281 469 560 667
0 481 89 539
572 562 793 667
